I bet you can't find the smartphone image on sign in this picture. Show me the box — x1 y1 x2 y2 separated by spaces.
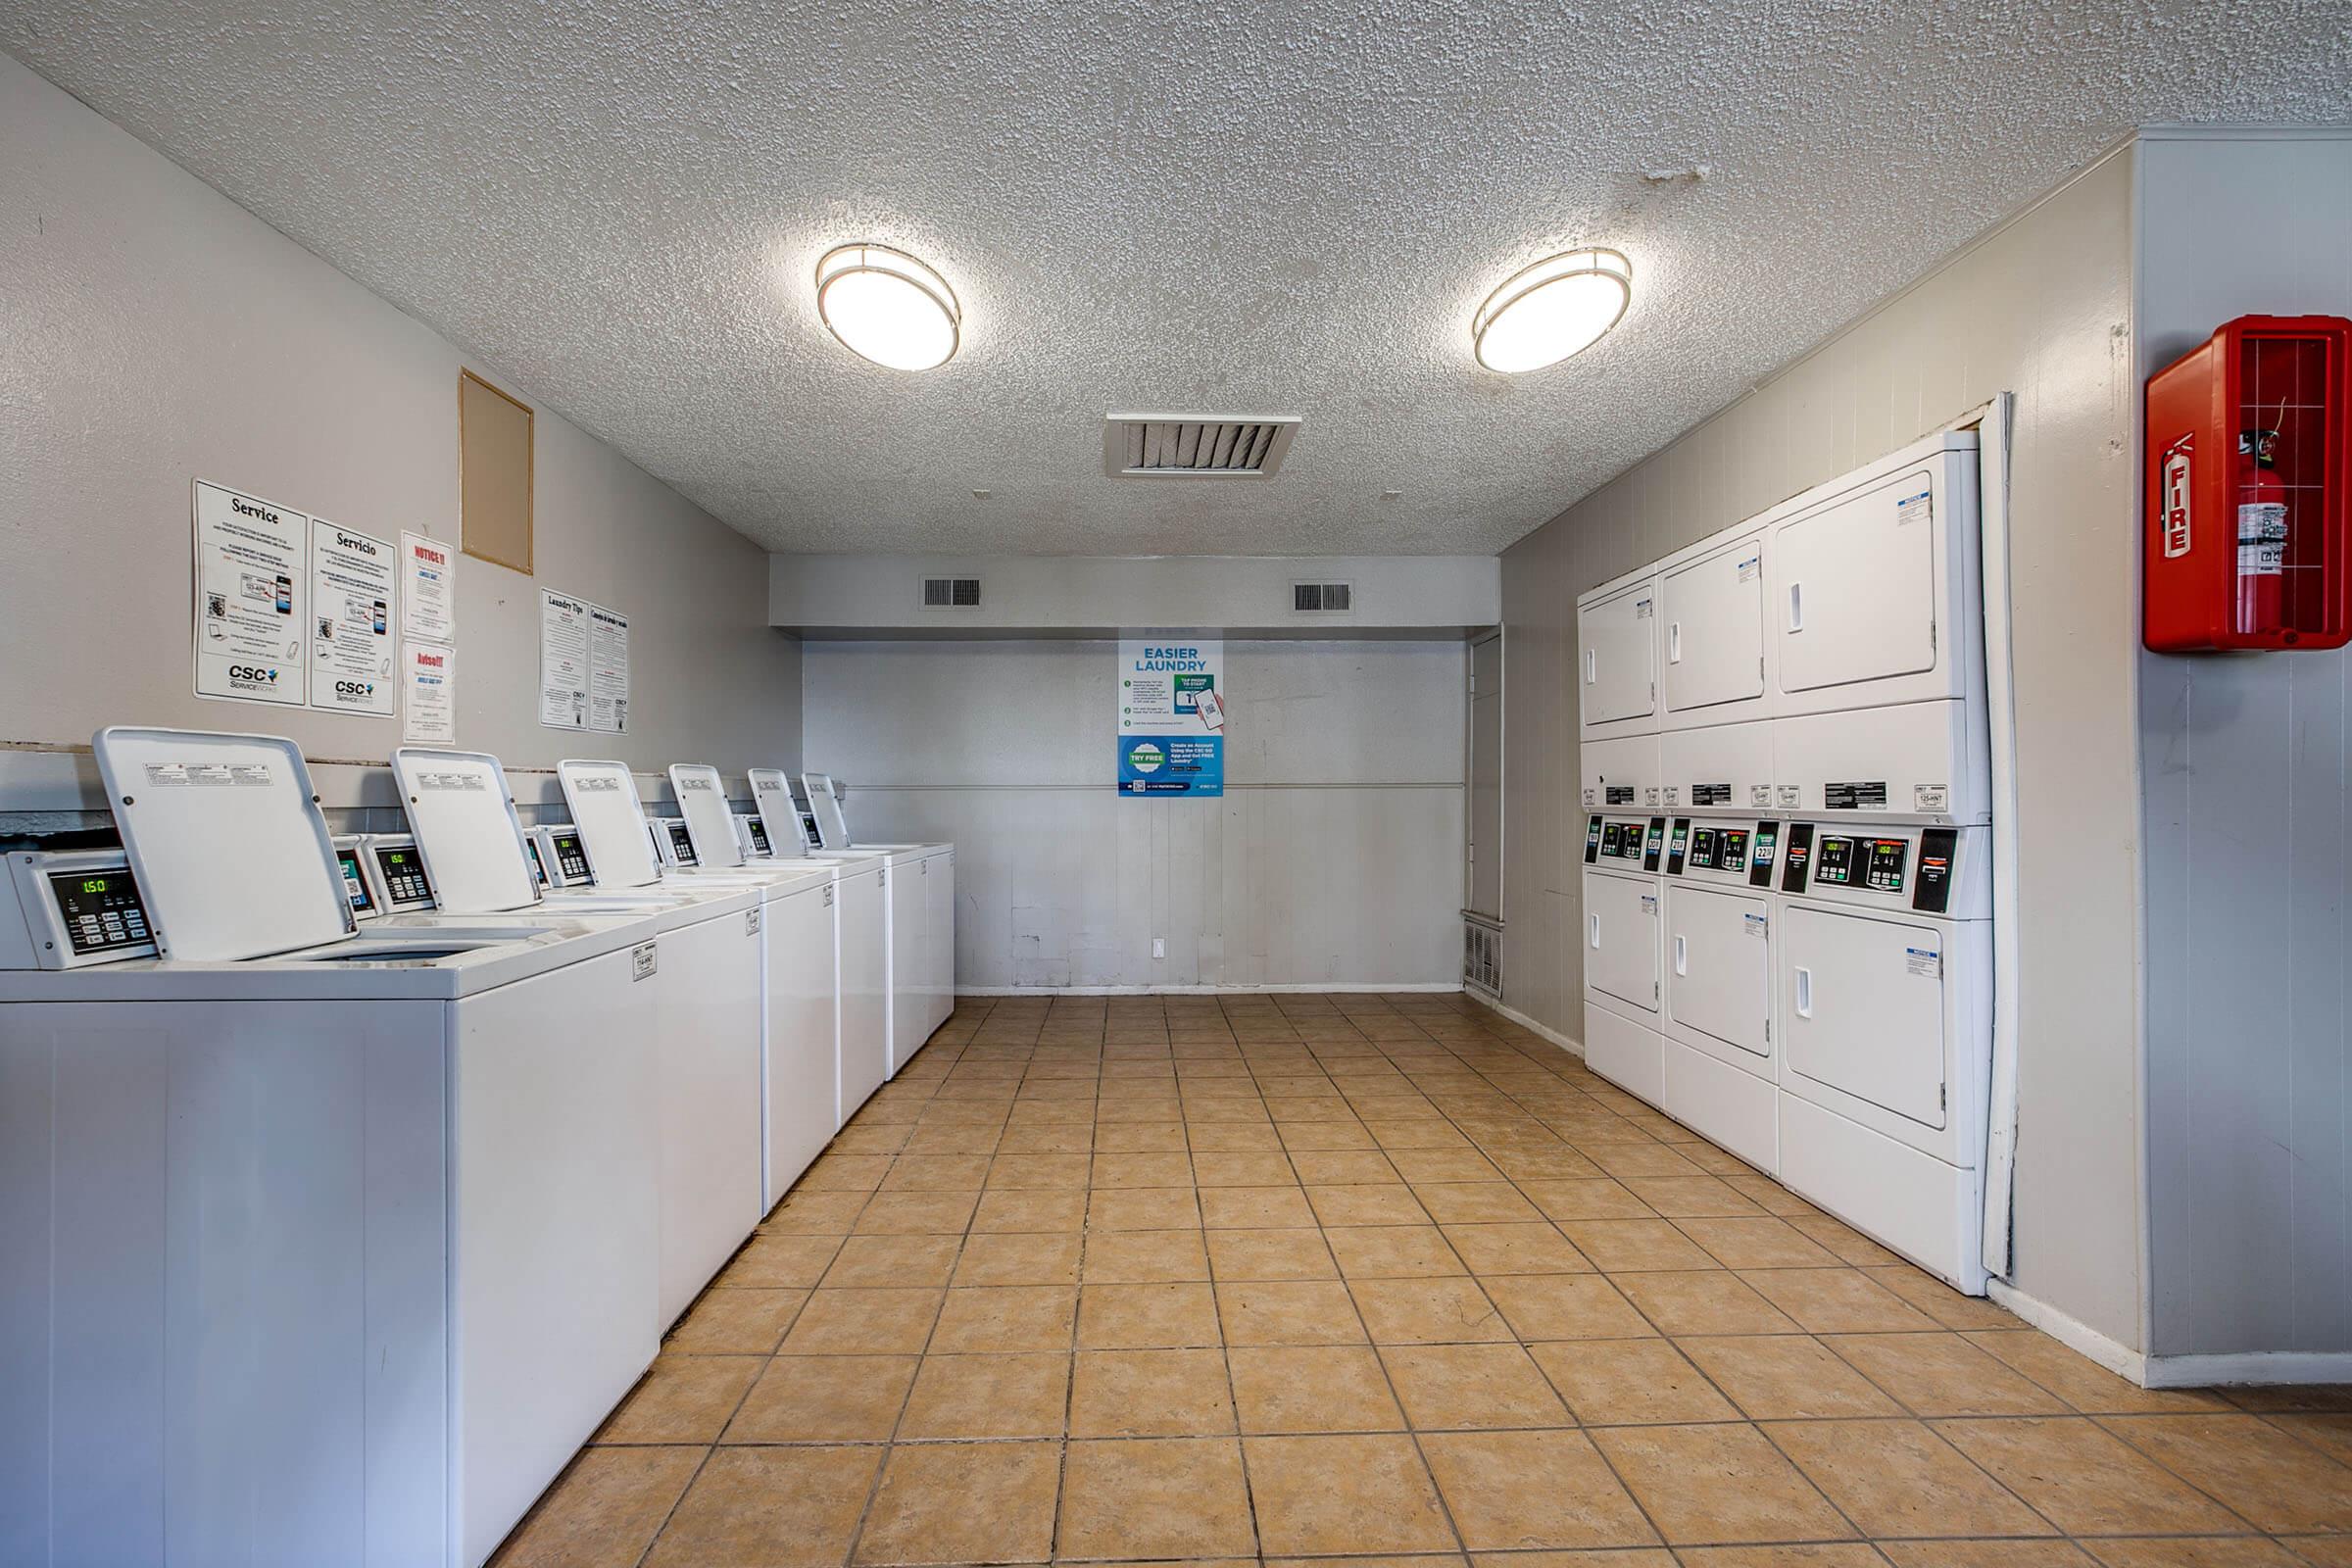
1197 688 1227 731
372 601 388 634
274 575 293 613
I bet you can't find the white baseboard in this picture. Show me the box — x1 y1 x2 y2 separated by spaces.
1985 1280 2146 1381
955 982 1466 998
1469 994 1583 1057
2142 1349 2352 1389
1985 1279 2352 1387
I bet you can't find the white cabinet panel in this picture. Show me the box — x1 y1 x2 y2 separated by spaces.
1579 733 1662 812
926 852 956 1035
1665 885 1770 1062
1577 579 1659 736
1779 905 1946 1131
1583 1000 1663 1105
655 910 766 1329
1660 719 1776 814
764 885 839 1210
1774 700 1987 823
1661 536 1766 719
836 868 888 1119
1582 869 1659 1018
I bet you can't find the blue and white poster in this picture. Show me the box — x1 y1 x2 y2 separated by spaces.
1117 637 1225 797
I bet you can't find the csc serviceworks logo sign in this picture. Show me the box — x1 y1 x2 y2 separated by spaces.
227 663 279 689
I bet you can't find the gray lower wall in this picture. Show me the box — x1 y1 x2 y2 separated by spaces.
0 55 799 795
802 639 1466 990
2137 131 2352 1360
1498 146 2147 1348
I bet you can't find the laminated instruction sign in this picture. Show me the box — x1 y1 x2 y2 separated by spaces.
194 480 309 707
307 517 397 716
1117 638 1224 797
540 588 631 733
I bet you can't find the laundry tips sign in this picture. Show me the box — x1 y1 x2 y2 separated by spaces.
1117 638 1225 797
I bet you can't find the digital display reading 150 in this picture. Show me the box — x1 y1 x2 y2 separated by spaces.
82 878 112 895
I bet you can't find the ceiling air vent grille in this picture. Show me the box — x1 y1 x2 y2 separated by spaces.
921 576 982 609
1293 581 1354 613
1104 415 1299 479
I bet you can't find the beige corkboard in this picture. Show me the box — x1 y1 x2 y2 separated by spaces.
459 369 534 573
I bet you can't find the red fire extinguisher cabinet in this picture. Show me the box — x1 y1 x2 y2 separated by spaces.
2145 315 2351 653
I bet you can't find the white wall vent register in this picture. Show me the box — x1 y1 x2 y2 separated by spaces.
1292 580 1354 612
920 575 981 608
1103 415 1299 478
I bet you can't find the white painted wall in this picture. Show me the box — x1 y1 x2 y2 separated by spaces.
2136 130 2352 1361
771 554 1499 634
0 56 799 803
802 639 1465 990
1498 147 2147 1348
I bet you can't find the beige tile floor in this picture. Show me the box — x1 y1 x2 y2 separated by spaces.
494 992 2352 1568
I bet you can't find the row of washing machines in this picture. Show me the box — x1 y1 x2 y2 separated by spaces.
0 728 954 1568
1581 808 1990 1296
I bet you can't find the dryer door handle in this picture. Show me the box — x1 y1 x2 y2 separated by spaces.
1794 965 1814 1018
1673 934 1688 975
1787 582 1806 632
1583 648 1597 685
1588 913 1600 950
1668 621 1683 664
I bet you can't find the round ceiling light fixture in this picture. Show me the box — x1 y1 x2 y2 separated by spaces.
1471 247 1632 373
814 242 960 370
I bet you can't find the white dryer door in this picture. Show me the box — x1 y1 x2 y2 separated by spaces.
1774 466 1940 696
1781 904 1946 1129
1660 539 1765 716
1665 885 1770 1060
1578 584 1657 729
1583 871 1660 1017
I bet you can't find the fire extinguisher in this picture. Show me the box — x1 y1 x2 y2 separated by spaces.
2236 426 2288 636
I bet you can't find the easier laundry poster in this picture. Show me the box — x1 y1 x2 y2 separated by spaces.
1117 638 1226 797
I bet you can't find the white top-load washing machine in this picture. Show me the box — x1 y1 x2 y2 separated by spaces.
802 771 955 1066
1579 811 1666 1105
1772 819 1992 1292
1657 814 1784 1172
666 761 849 1209
0 728 662 1568
747 767 892 1119
553 759 828 1321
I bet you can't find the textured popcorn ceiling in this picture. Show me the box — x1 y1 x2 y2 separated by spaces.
5 3 2347 556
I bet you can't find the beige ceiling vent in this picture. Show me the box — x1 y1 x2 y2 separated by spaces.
1104 416 1299 479
920 575 981 609
1292 581 1353 613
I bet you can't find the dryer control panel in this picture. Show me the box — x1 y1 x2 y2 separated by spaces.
1585 814 1665 870
3 852 156 968
1664 818 1773 883
1778 822 1975 916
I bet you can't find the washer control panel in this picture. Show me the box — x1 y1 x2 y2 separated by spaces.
547 830 593 886
741 815 772 857
3 852 156 969
369 840 434 909
662 819 698 866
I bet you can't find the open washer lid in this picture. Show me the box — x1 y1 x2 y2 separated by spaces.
747 767 811 858
93 726 354 961
391 748 544 913
557 758 662 889
669 762 747 868
801 771 853 851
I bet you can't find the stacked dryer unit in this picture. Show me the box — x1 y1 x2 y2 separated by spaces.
1575 431 1994 1292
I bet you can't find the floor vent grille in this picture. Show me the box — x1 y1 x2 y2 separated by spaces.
1463 916 1502 1000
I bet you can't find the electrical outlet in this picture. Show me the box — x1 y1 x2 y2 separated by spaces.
1152 937 1166 959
